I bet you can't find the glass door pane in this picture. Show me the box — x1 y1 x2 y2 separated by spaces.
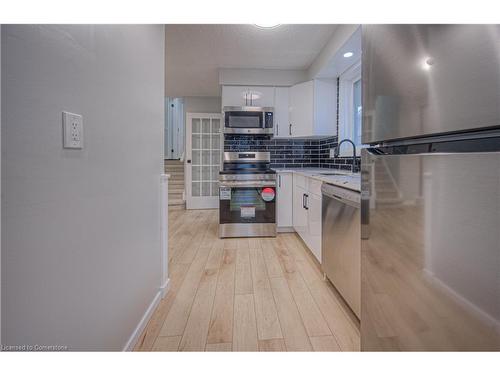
191 116 221 199
191 117 202 196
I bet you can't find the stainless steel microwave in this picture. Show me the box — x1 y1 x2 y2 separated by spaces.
223 106 274 135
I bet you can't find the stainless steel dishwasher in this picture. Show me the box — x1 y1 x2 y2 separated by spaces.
321 183 360 319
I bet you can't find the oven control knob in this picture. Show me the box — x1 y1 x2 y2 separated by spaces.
261 187 276 202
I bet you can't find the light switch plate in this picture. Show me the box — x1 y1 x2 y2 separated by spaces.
63 111 83 149
329 148 336 158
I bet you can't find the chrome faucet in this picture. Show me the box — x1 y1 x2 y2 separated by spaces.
334 139 357 173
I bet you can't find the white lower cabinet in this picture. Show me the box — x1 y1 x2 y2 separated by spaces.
276 172 293 228
291 173 322 263
306 192 322 262
293 183 308 239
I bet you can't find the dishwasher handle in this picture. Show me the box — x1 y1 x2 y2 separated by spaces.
321 183 360 208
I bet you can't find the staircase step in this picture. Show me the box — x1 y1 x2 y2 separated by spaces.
165 164 183 168
167 171 184 177
169 177 184 183
168 198 185 205
169 204 186 211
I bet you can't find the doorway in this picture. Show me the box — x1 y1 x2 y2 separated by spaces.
165 97 184 160
185 112 222 209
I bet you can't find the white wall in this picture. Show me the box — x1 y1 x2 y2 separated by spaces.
1 25 165 350
219 68 306 87
307 24 360 80
218 26 360 90
183 96 221 114
182 96 221 158
165 97 185 159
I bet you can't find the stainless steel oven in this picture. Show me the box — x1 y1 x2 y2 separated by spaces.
223 106 274 135
219 152 276 238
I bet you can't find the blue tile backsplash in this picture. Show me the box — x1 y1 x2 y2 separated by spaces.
224 135 360 172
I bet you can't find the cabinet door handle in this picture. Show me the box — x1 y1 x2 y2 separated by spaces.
304 194 309 210
278 175 281 188
276 122 279 136
302 193 306 209
289 123 292 136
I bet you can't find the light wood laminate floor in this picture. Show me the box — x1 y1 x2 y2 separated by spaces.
134 209 360 352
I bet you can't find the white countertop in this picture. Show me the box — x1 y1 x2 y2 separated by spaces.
272 167 361 192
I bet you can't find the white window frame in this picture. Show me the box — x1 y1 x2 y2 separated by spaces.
338 61 362 156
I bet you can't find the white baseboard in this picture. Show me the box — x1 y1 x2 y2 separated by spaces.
160 278 171 298
422 269 500 332
122 278 171 352
277 226 295 233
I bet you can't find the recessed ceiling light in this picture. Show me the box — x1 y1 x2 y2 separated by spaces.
343 52 354 58
254 23 281 29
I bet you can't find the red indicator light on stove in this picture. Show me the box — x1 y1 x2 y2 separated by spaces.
261 187 275 202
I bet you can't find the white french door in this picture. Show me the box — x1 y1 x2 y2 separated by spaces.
185 113 222 209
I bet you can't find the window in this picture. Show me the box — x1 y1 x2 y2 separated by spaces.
338 62 362 156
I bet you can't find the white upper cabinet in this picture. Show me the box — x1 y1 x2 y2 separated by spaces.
273 87 290 138
222 80 336 139
289 81 314 137
222 86 275 108
289 79 337 138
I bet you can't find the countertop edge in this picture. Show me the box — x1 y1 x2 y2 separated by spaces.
272 168 361 192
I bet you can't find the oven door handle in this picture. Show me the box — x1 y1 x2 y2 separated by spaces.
219 181 276 188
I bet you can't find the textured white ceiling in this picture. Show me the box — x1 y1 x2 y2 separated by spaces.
165 24 338 97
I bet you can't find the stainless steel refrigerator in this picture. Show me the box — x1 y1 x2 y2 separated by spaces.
361 25 500 351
